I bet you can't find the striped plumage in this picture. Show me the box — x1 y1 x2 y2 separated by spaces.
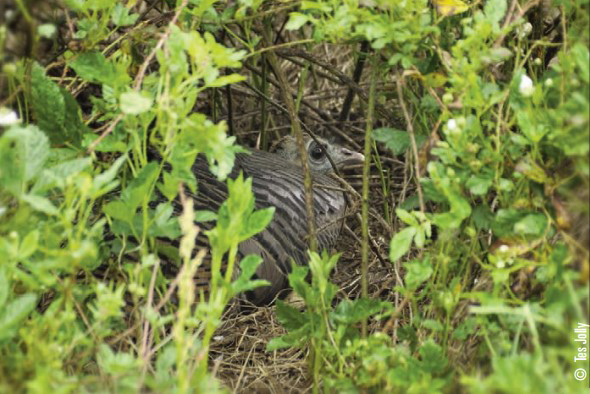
174 135 363 305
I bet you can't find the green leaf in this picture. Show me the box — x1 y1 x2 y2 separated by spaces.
404 258 433 291
331 298 389 324
418 339 447 374
513 213 548 236
286 13 310 30
123 162 159 209
0 293 38 341
20 194 59 216
110 3 139 26
30 62 85 146
466 174 493 195
119 90 153 115
207 73 246 88
32 157 92 193
373 128 410 155
275 300 307 330
19 230 39 259
243 207 275 239
195 210 217 222
266 324 310 351
231 255 269 294
288 265 311 302
389 227 417 263
92 154 127 195
396 208 419 226
484 0 507 29
0 126 48 195
69 51 117 85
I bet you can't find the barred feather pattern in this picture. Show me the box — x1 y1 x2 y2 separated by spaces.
179 149 347 305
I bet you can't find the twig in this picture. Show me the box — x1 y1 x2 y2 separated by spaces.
339 41 369 122
261 25 318 252
361 58 377 337
396 74 425 213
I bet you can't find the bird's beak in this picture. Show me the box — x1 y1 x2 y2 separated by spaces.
338 148 365 167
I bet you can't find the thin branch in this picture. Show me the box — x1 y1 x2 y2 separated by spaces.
396 74 425 213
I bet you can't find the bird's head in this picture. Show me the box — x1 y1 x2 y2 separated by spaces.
273 134 364 174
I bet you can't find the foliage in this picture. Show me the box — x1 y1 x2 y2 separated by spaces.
0 0 588 392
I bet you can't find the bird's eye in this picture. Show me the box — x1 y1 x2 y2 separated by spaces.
310 144 325 161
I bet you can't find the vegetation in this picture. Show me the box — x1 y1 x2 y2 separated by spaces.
0 0 588 392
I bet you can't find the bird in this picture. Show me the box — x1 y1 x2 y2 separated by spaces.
178 133 364 306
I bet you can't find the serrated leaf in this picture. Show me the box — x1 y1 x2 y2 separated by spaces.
30 63 85 146
389 227 416 263
275 300 307 330
331 298 389 324
110 3 138 26
69 51 117 85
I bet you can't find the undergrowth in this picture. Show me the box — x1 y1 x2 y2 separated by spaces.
0 0 588 392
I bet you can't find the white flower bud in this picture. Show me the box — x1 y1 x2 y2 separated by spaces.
0 108 19 126
519 74 534 97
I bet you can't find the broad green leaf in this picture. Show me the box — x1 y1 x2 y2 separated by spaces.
243 207 275 239
419 339 448 374
120 90 153 115
396 208 419 226
275 300 307 330
195 210 217 222
0 293 38 341
32 157 92 193
484 0 507 28
513 213 548 236
331 298 389 324
30 63 84 146
69 51 117 85
466 174 493 196
21 194 59 216
0 126 50 193
373 127 426 156
110 3 139 26
389 227 417 263
404 257 433 291
103 200 130 223
286 13 310 30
